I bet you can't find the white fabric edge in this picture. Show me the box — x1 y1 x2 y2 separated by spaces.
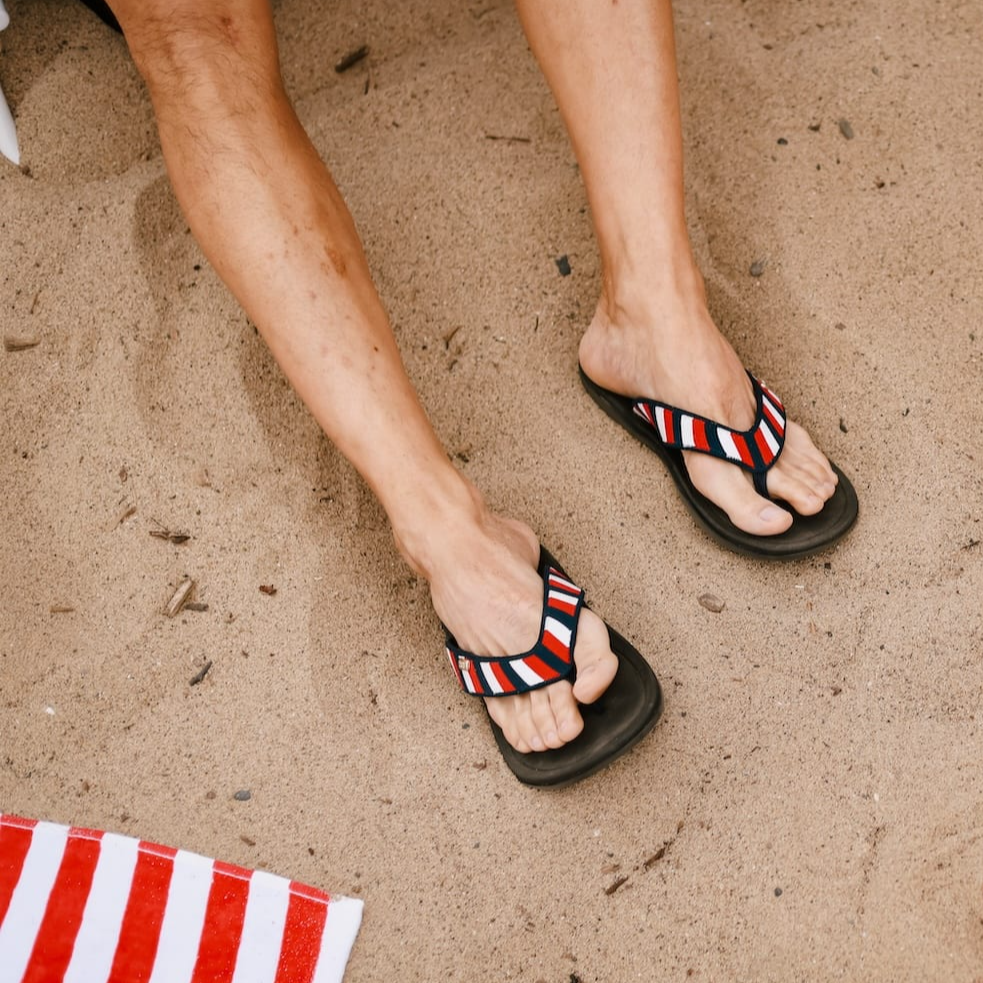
312 896 364 983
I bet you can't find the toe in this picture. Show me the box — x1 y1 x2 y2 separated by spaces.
548 683 584 744
530 689 566 749
767 467 826 515
689 455 793 534
515 699 547 752
570 610 618 705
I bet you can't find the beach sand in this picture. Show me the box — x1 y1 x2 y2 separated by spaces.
2 0 982 979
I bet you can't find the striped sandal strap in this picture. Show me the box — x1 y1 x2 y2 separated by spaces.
444 565 585 698
632 371 787 497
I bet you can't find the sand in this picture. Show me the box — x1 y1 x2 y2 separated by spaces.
2 0 983 979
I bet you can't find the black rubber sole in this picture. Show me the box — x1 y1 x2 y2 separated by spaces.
579 367 859 560
484 548 663 789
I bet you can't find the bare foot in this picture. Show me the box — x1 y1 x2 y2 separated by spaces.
579 287 838 536
399 502 618 753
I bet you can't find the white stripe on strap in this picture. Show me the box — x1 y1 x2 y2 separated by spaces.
761 421 780 456
63 832 140 983
680 414 695 448
480 663 503 695
762 393 784 429
146 849 214 983
547 589 578 607
0 821 69 983
511 659 545 688
544 617 572 648
656 407 668 442
548 572 580 593
717 430 741 462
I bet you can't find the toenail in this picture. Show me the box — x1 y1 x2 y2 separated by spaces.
759 504 785 521
546 731 558 745
530 735 545 751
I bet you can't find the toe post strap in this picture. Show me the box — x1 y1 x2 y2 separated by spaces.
632 371 787 496
445 566 585 698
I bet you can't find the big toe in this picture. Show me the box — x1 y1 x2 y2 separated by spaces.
570 609 619 706
687 454 793 535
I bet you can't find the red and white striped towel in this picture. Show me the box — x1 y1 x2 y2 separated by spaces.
0 814 362 983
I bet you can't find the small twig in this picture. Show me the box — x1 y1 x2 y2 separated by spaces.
484 133 531 144
604 875 629 896
113 504 137 529
49 604 75 614
149 518 191 544
150 530 191 545
4 336 40 352
643 846 667 869
335 45 369 73
189 660 213 686
164 578 195 617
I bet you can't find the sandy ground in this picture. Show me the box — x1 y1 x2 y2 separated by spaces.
2 0 983 980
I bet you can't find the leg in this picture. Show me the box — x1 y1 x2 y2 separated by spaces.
109 0 617 752
515 0 838 536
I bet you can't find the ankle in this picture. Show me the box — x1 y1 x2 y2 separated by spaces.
390 473 488 579
598 261 709 333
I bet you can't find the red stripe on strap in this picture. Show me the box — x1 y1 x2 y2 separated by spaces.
692 418 709 451
107 844 177 983
446 648 464 690
489 661 515 694
189 862 252 983
548 596 578 616
663 408 675 444
22 828 104 983
540 631 570 662
547 574 579 593
761 383 784 412
273 887 330 983
466 661 482 695
731 434 754 467
524 655 562 680
754 428 774 465
761 401 785 437
0 818 37 925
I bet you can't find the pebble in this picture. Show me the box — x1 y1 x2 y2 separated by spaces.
698 593 725 613
839 418 849 433
555 255 572 277
774 887 783 897
838 118 855 140
776 137 788 146
233 790 252 802
749 259 766 277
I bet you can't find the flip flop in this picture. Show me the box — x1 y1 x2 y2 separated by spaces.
579 366 858 560
443 547 663 788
